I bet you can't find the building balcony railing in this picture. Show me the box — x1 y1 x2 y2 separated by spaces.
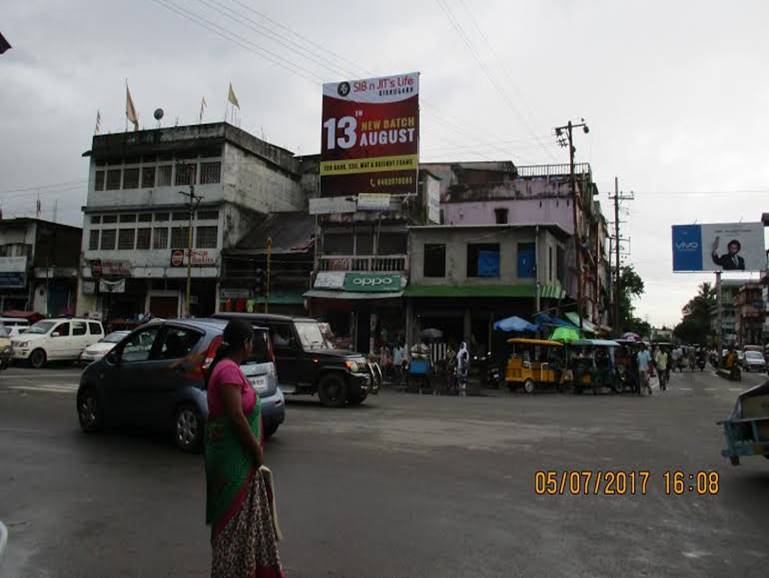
318 254 408 273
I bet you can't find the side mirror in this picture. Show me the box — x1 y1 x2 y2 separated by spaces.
105 350 120 366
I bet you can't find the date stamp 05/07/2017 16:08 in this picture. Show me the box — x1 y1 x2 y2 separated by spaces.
533 470 721 497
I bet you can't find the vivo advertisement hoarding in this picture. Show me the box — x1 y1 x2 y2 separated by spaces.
672 222 766 272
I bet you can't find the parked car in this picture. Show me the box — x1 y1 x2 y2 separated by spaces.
0 324 13 369
79 330 131 365
215 313 379 407
76 318 285 452
742 350 767 373
0 317 30 337
12 318 105 368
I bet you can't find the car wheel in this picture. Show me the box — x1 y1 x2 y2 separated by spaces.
318 373 348 407
29 348 47 369
348 389 368 406
77 387 103 433
263 423 278 439
523 379 536 394
174 405 203 453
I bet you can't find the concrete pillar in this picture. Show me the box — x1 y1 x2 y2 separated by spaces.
405 299 413 349
463 306 472 345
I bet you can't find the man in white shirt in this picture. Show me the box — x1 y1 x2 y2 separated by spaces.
637 343 652 396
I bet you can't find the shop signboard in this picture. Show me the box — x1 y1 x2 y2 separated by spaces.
314 271 346 289
343 272 401 292
309 196 357 215
99 278 126 294
100 259 132 276
672 222 765 272
426 176 441 223
321 72 419 202
0 257 27 288
169 249 218 267
357 193 391 211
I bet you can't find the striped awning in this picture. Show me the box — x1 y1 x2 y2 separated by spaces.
540 283 566 300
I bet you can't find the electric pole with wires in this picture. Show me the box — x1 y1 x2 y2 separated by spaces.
178 180 203 317
555 119 589 331
608 178 634 335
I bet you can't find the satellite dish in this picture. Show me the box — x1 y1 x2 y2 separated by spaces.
153 108 164 120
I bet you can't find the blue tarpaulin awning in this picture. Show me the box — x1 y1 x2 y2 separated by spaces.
493 315 538 333
534 313 578 329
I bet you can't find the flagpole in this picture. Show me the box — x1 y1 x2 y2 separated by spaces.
125 79 128 133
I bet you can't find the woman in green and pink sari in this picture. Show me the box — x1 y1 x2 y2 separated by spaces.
204 319 284 578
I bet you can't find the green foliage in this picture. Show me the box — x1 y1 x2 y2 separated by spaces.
617 265 650 337
673 282 716 344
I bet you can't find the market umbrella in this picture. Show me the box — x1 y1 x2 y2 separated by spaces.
420 328 444 341
493 315 537 333
550 326 581 343
622 332 642 342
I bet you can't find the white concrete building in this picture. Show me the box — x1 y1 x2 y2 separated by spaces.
78 123 310 320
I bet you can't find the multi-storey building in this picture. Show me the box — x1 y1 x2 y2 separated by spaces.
77 123 309 320
0 217 81 315
734 282 765 346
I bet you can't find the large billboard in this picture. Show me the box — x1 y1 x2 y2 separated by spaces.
672 222 766 272
320 72 419 203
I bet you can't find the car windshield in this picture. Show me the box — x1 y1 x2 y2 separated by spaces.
295 321 334 350
102 332 128 343
0 325 9 337
27 321 56 335
745 352 764 360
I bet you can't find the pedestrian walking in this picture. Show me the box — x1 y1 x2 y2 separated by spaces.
204 319 284 578
655 347 669 391
457 341 470 397
392 340 406 386
637 342 653 396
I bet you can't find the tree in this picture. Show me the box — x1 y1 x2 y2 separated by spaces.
673 282 716 344
617 265 651 337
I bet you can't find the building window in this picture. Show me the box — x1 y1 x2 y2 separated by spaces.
494 208 509 224
106 169 122 190
467 243 500 278
323 232 353 254
548 246 554 282
136 228 151 250
118 229 135 250
197 210 219 221
138 213 152 222
157 165 172 186
423 244 446 277
0 246 8 257
153 227 169 249
517 243 535 278
14 244 30 257
171 226 190 249
94 171 105 191
175 163 196 186
89 230 99 250
378 232 408 254
141 166 156 188
90 215 101 224
172 212 188 221
102 215 117 224
101 229 116 250
196 226 218 249
154 212 169 222
123 168 140 189
355 231 374 255
199 161 222 184
119 214 137 223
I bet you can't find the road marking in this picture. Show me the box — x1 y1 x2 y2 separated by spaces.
704 388 717 391
677 387 693 391
8 384 78 394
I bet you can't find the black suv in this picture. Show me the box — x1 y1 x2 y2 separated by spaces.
215 313 380 407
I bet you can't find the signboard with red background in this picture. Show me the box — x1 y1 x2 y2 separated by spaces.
320 72 419 199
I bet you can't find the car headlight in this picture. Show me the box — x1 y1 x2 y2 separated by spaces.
345 360 359 372
15 341 29 348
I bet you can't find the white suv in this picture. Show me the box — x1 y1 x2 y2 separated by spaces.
12 318 105 368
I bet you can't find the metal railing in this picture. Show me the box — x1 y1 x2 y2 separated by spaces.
318 254 408 272
516 163 592 178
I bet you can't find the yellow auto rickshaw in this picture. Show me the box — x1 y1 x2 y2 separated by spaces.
505 338 565 393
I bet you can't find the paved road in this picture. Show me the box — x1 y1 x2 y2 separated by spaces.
1 367 768 577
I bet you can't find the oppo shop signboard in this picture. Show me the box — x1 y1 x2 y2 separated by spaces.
343 273 401 292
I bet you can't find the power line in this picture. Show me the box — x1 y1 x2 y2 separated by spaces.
434 0 558 163
0 179 86 195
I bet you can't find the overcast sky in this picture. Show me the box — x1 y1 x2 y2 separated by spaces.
2 0 768 326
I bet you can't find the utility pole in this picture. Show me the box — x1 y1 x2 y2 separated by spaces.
608 180 634 336
178 178 203 318
555 119 589 331
265 236 272 313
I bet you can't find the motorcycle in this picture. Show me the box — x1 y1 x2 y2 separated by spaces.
697 356 706 371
